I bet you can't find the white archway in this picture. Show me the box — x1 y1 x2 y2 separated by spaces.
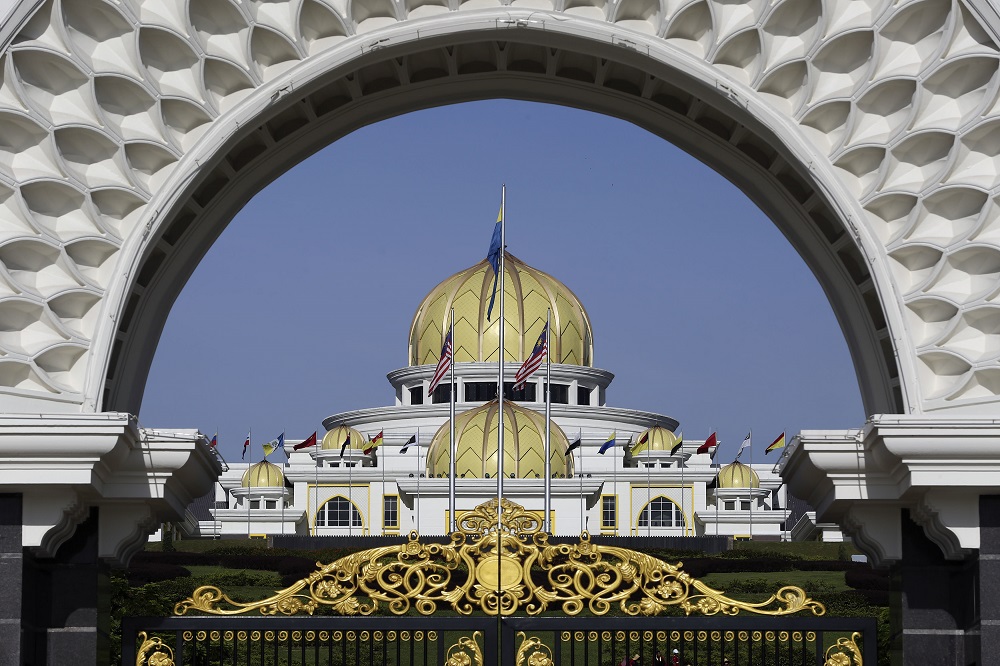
0 0 997 419
3 2 1000 660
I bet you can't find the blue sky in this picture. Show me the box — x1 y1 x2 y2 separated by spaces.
138 99 864 464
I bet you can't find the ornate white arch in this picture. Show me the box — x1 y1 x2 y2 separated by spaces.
2 0 1000 565
0 0 997 420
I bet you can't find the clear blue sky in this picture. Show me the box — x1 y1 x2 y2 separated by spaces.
138 99 864 464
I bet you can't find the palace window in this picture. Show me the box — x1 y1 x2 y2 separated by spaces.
638 497 685 528
316 497 363 528
249 499 260 509
577 386 591 406
724 501 736 511
741 501 752 511
383 496 398 529
431 383 454 404
464 382 536 402
601 496 617 530
409 387 424 405
544 383 569 404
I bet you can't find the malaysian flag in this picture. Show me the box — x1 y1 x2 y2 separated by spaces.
427 331 453 396
513 326 547 390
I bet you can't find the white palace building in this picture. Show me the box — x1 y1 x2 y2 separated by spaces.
188 252 834 542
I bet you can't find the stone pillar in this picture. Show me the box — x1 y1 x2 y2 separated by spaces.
978 495 1000 662
0 494 22 666
22 508 109 666
892 510 978 665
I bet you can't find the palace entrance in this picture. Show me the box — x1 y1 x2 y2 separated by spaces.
124 499 875 666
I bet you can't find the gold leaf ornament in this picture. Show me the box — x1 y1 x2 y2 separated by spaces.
174 499 826 618
136 632 174 666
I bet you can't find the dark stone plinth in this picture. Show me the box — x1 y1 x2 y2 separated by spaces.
19 508 109 666
0 494 22 666
892 510 979 666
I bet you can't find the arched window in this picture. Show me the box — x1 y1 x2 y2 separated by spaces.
316 497 363 527
638 497 685 528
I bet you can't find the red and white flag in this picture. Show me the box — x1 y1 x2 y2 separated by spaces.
513 327 548 390
427 331 453 396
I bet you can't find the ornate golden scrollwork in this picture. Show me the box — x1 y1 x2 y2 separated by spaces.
136 632 175 666
516 632 554 666
445 632 484 666
824 632 863 666
174 498 826 617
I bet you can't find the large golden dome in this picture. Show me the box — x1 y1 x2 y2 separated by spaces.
242 460 285 488
409 252 593 367
716 461 760 489
321 425 369 452
426 400 573 478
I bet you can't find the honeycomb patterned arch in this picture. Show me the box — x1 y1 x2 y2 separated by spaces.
0 0 997 416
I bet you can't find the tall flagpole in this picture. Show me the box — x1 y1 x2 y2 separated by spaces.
749 437 753 541
680 436 686 536
449 308 457 532
612 439 617 536
577 432 584 534
543 309 551 533
416 427 421 535
246 427 252 539
313 442 319 537
646 436 651 536
348 443 353 536
497 185 506 517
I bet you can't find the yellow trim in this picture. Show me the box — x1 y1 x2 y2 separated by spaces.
630 483 696 536
249 533 267 540
383 494 400 530
633 495 688 534
600 493 618 533
734 535 752 541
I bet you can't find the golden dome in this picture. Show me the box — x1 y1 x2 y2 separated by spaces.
409 252 593 368
716 461 760 489
321 425 369 452
633 426 682 453
241 460 285 488
426 400 573 478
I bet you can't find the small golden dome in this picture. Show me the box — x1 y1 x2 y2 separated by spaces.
634 426 682 453
717 461 760 489
321 425 369 452
242 460 285 488
409 252 593 368
426 399 573 478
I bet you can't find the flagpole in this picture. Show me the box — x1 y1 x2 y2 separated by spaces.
646 434 651 536
247 427 252 540
496 184 506 651
577 432 584 535
416 427 421 535
749 434 753 542
612 438 617 536
497 185 506 517
281 432 285 536
543 309 551 533
381 435 386 534
680 435 686 536
313 441 319 537
348 442 353 537
449 308 457 532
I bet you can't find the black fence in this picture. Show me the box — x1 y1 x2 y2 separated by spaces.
124 615 875 666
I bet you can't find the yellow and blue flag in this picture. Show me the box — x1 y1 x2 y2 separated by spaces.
598 432 616 455
486 207 503 321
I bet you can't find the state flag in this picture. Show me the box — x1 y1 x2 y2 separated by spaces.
670 431 684 456
241 431 250 460
566 431 582 454
766 432 785 454
696 432 717 456
294 432 317 451
364 430 384 455
598 432 616 455
400 434 417 454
